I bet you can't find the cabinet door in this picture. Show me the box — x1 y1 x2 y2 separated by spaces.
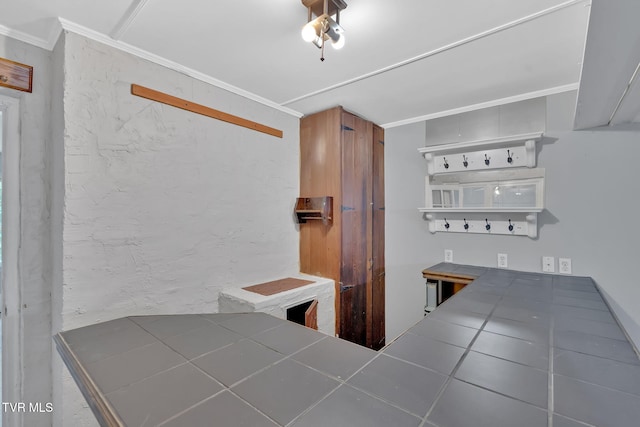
370 125 385 349
339 112 372 346
305 300 319 330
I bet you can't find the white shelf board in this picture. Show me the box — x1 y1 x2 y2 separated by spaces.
417 132 543 155
419 207 543 213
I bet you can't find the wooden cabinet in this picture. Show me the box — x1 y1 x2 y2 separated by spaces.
299 106 385 349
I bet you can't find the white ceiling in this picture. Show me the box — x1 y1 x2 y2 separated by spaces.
1 0 634 128
573 0 640 129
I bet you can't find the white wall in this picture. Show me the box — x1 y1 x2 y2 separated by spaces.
57 31 301 425
384 90 640 351
0 34 53 427
384 121 430 341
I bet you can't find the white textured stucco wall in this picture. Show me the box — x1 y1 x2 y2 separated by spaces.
0 34 54 427
59 31 300 425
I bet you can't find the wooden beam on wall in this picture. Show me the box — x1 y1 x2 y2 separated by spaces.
131 84 283 138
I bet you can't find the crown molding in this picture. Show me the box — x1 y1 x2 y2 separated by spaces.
0 23 53 51
1 17 302 118
58 18 302 118
381 83 580 129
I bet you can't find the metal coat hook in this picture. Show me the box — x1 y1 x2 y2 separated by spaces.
462 155 468 168
508 219 514 232
463 218 469 230
485 218 491 231
507 149 513 164
485 154 490 166
444 218 450 230
443 157 449 169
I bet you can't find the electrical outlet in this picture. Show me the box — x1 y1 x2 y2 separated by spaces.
542 256 555 273
559 258 572 274
497 253 508 268
444 249 453 263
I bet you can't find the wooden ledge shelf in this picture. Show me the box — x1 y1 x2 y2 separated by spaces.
131 84 283 138
421 268 477 283
295 196 333 224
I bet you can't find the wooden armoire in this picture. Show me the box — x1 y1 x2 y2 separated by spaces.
299 106 385 350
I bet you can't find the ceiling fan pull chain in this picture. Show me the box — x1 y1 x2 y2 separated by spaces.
320 23 326 61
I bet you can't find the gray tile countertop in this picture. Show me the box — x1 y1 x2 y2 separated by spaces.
55 264 640 427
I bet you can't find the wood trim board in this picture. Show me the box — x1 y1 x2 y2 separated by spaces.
0 57 33 92
421 269 477 284
130 84 283 138
54 334 124 427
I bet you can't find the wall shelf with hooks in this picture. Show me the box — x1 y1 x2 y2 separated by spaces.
419 209 542 238
418 167 545 239
418 132 543 175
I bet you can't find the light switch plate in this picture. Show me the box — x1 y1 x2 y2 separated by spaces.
542 256 555 273
559 258 572 274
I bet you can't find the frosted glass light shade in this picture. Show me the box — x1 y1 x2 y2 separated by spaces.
331 34 345 49
301 22 318 42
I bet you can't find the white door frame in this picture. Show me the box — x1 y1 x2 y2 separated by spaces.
1 93 24 427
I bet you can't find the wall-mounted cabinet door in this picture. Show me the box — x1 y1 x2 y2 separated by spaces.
370 124 385 350
339 111 372 346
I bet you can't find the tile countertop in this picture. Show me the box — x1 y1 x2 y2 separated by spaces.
55 264 640 427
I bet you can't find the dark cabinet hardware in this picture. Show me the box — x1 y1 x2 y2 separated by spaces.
339 282 355 292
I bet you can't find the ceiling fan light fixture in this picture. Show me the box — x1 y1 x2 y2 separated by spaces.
332 33 345 50
301 20 320 42
301 0 347 60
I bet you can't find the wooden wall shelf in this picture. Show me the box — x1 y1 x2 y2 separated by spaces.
295 196 333 224
131 84 283 138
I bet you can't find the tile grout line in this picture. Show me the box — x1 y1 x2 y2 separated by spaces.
178 318 444 426
284 348 389 427
286 323 480 427
225 335 330 389
159 332 333 427
552 370 640 398
203 332 339 427
106 317 321 427
417 274 515 427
